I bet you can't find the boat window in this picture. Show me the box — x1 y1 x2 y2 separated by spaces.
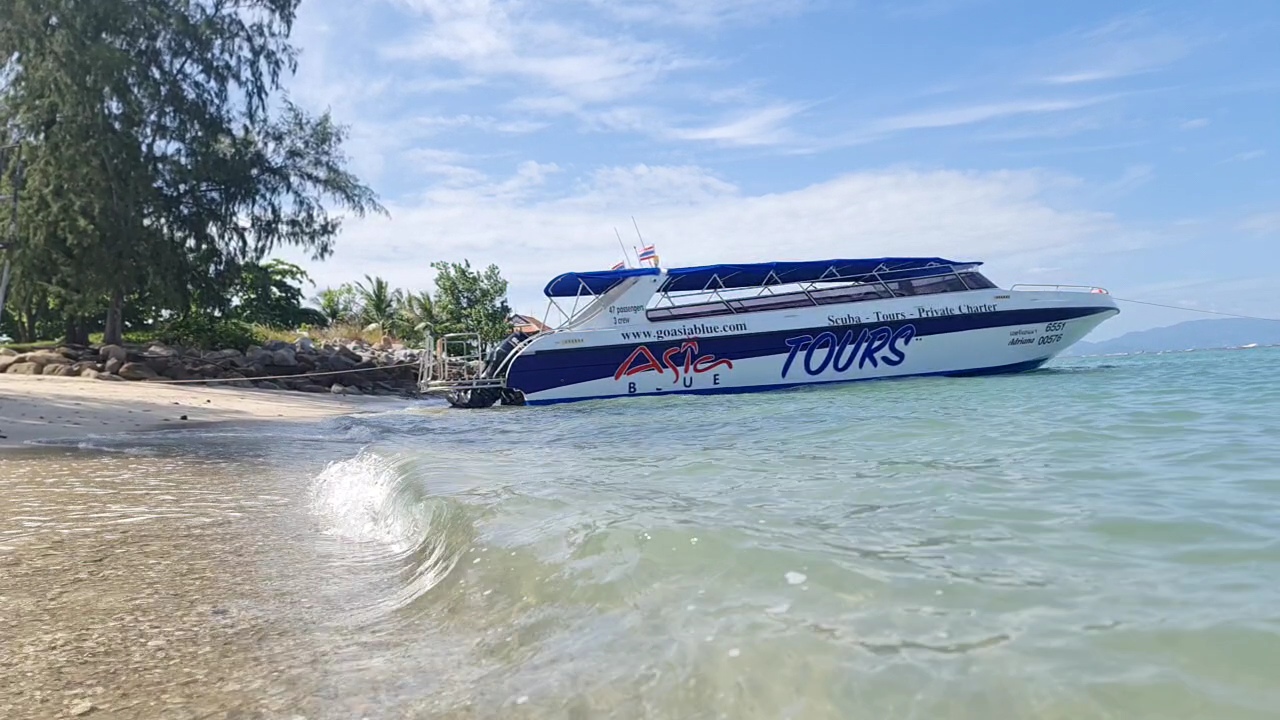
644 269 993 323
958 272 997 289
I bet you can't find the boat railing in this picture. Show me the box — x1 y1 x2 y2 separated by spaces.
417 332 505 395
1010 284 1110 294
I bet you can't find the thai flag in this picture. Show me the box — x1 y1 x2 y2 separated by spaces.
611 261 626 271
637 245 658 264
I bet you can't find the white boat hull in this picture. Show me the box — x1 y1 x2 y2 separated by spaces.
504 288 1117 405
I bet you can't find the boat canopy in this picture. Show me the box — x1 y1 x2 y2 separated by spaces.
543 267 662 297
542 257 978 297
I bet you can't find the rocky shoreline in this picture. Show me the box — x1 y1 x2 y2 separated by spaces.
0 339 422 396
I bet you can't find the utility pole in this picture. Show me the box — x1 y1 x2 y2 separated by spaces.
0 142 21 334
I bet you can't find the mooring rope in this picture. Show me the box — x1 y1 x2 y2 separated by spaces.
1110 297 1280 322
138 360 422 385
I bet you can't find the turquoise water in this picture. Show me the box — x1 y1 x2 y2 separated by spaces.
4 347 1280 718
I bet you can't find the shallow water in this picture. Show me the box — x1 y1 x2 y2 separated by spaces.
3 348 1280 719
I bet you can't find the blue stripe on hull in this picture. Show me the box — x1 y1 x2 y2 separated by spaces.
523 358 1050 406
507 307 1109 396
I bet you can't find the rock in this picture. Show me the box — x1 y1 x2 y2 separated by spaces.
162 365 193 381
297 384 328 393
345 385 364 395
330 383 347 394
203 348 242 363
147 343 179 358
99 344 128 364
72 361 103 374
335 345 363 364
296 337 315 352
7 362 41 375
104 357 123 375
0 347 16 356
0 355 16 373
271 348 298 367
43 364 76 376
263 340 293 352
80 368 101 378
323 353 359 372
69 700 95 716
256 381 282 390
15 351 71 367
94 372 125 381
56 346 85 360
118 362 159 381
245 346 273 368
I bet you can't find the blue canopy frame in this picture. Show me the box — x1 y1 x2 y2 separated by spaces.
542 257 978 297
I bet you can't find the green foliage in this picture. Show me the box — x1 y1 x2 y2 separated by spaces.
314 284 358 326
354 275 403 331
0 0 384 345
155 316 263 351
430 261 512 345
232 259 328 329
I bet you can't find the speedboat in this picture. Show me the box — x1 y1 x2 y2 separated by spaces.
418 257 1118 407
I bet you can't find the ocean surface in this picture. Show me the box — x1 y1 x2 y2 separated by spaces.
3 347 1279 719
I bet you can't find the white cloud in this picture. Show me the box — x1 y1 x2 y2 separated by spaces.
1227 149 1266 163
667 104 805 146
1239 211 1280 236
1179 117 1210 130
868 97 1114 134
1038 13 1195 85
385 0 693 108
288 163 1123 315
582 0 810 28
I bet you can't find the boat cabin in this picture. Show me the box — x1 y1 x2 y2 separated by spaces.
541 257 997 327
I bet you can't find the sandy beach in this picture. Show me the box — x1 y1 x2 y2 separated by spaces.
0 374 410 449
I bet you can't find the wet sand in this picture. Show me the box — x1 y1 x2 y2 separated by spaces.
0 375 407 449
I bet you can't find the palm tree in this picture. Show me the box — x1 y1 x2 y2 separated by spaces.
313 284 357 326
354 275 402 337
396 290 434 345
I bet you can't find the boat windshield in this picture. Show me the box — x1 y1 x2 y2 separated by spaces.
647 267 997 322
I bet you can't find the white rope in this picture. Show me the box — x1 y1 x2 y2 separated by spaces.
141 360 420 385
1111 297 1280 322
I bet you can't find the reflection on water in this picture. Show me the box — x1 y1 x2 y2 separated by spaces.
3 349 1280 719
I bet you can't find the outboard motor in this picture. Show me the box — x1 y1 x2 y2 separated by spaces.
443 331 528 409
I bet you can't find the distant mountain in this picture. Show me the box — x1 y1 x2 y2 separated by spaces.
1065 318 1280 356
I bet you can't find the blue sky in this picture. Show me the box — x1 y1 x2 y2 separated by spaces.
282 0 1279 339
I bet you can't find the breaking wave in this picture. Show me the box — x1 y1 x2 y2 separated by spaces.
309 449 472 616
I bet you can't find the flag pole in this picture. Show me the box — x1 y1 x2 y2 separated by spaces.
613 227 631 268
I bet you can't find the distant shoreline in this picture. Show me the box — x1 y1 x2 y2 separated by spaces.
0 375 410 450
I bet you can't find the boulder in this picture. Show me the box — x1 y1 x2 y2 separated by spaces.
95 372 125 381
72 361 104 375
162 365 194 381
43 364 76 376
263 340 293 352
118 362 159 381
80 368 101 378
99 344 129 364
0 355 16 373
55 346 85 360
296 337 315 352
297 383 328 393
204 348 243 364
271 348 298 367
330 383 348 394
7 362 41 375
147 343 179 358
0 347 16 356
256 380 283 390
16 351 71 367
104 357 124 375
